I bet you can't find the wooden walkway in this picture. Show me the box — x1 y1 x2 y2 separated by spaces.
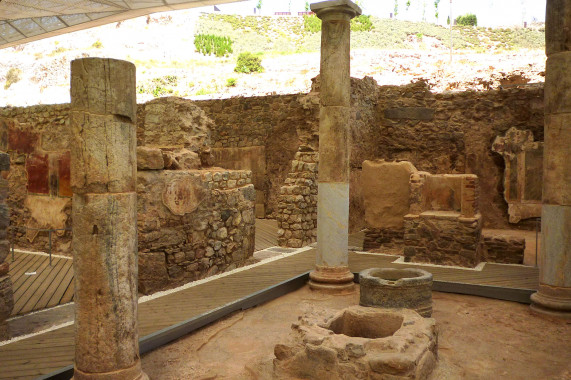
254 218 278 250
0 247 539 380
8 251 74 316
6 219 278 318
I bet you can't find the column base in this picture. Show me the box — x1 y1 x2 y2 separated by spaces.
530 284 571 320
308 265 355 294
73 360 149 380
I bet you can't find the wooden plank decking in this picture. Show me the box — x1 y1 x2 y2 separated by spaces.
0 247 539 380
8 251 74 316
6 219 278 318
254 218 278 250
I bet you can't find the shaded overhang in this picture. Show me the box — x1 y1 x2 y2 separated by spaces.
0 0 245 49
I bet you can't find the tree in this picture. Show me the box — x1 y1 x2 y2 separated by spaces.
456 13 477 26
256 0 262 12
305 1 309 11
434 0 440 21
394 0 399 17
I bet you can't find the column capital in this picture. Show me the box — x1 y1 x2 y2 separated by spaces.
311 0 362 21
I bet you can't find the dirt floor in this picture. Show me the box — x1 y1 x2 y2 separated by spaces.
141 286 571 380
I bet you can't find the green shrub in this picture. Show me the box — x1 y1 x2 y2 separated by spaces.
195 88 213 96
234 52 264 74
456 13 477 26
92 40 103 49
226 78 237 87
303 14 373 34
194 34 233 57
351 15 374 32
4 67 22 90
137 75 179 98
303 15 321 33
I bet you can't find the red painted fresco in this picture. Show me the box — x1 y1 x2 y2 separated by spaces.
26 153 49 194
57 151 72 197
8 128 39 154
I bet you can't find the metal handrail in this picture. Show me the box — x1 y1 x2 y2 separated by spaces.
7 226 72 266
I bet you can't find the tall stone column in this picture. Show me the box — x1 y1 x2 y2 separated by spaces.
530 0 571 319
70 58 148 379
0 152 13 340
308 0 361 292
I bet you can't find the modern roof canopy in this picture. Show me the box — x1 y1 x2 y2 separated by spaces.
0 0 244 49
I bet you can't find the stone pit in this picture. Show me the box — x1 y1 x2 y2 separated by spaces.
273 305 438 380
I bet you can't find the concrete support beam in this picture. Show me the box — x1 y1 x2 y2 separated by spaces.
70 58 148 379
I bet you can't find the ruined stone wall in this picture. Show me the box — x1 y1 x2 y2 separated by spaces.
0 81 544 253
137 169 255 294
195 95 315 218
276 152 318 248
0 105 72 254
373 81 543 230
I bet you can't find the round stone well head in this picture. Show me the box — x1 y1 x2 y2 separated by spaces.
273 306 438 380
359 267 433 317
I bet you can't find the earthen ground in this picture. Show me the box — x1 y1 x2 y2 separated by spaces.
141 286 571 380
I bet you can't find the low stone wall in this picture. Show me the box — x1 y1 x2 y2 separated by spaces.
483 233 525 264
277 152 318 248
404 212 483 267
362 228 404 251
137 169 256 294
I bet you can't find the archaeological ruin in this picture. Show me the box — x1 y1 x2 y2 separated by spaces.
0 0 569 379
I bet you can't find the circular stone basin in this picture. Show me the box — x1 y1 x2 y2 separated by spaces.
359 268 433 317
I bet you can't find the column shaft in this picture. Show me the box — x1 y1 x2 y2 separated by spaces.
530 0 571 319
70 58 148 379
309 0 361 292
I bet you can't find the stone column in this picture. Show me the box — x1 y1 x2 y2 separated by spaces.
0 152 13 340
70 58 148 379
308 0 361 292
530 0 571 319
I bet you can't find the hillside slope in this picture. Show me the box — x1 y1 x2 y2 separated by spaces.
0 11 546 107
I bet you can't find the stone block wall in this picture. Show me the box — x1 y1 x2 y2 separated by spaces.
137 169 256 294
195 94 313 219
482 233 525 264
0 80 545 256
361 160 417 251
404 173 483 267
362 228 404 251
404 212 483 267
0 153 12 340
276 152 318 248
0 105 72 255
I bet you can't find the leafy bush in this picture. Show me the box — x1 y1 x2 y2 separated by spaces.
234 52 264 73
137 75 179 98
194 34 233 57
303 15 321 33
226 78 237 87
92 40 103 49
303 14 374 34
4 67 22 89
456 13 477 27
351 15 374 32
